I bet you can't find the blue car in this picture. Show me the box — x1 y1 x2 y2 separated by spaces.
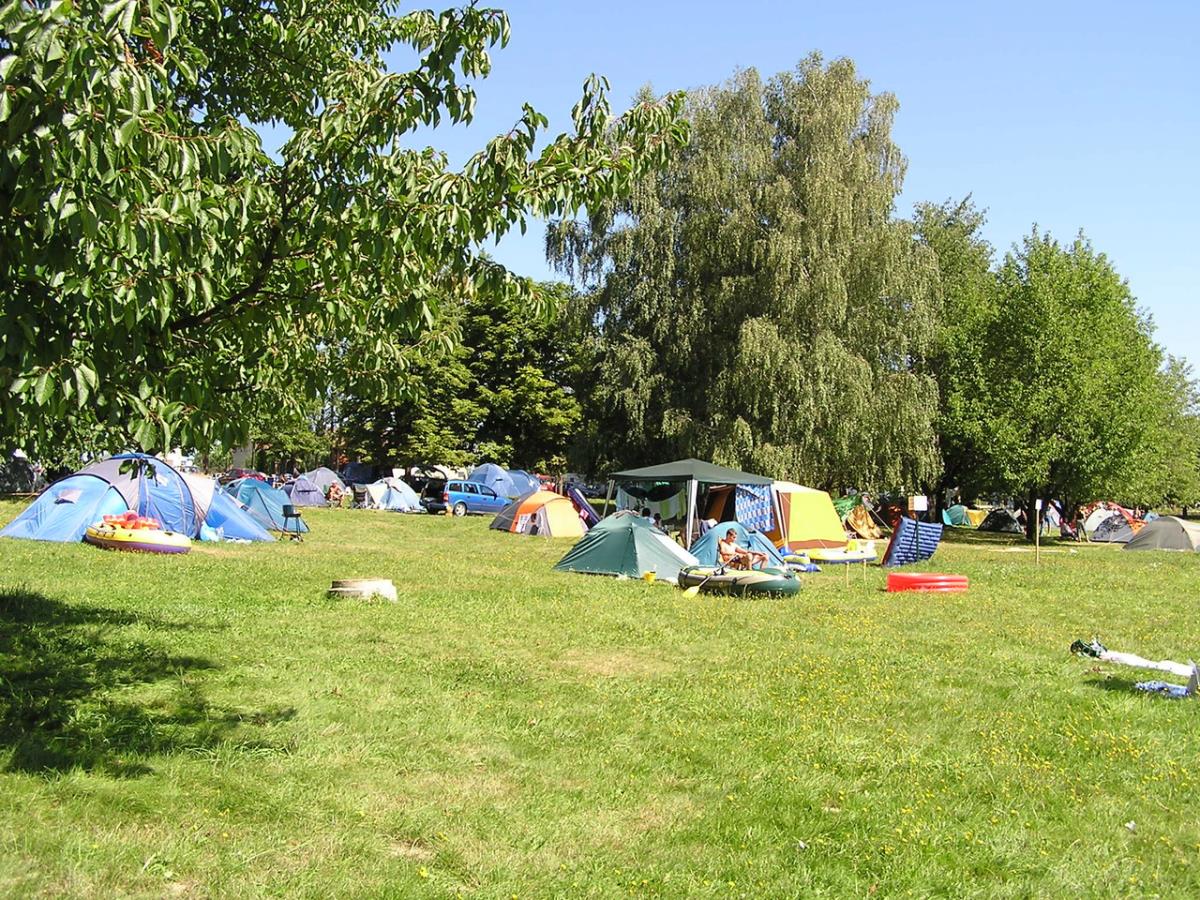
434 480 509 517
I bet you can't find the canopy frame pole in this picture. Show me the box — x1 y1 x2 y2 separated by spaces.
604 479 615 517
685 478 698 549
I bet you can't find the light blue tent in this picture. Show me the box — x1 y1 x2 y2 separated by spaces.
469 463 517 498
689 521 785 567
361 478 421 511
508 470 541 497
1 453 272 543
226 477 309 533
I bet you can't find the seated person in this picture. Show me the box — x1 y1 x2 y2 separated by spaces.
716 528 769 570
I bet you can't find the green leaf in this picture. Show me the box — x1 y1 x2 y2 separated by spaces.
0 55 17 81
73 368 89 405
33 371 51 405
77 362 98 391
100 0 126 26
116 116 139 146
119 0 136 33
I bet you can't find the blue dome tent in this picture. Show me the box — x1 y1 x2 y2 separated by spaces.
507 470 541 497
688 521 785 568
468 463 517 499
226 477 309 534
1 453 272 543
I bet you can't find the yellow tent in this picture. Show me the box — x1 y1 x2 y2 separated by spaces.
767 482 847 550
965 508 988 528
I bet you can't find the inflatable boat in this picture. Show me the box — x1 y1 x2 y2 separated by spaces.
782 552 821 574
84 523 192 554
677 565 800 597
808 540 877 565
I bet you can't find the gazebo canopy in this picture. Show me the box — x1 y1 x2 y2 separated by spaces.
610 458 771 485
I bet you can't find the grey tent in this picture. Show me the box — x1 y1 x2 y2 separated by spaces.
1090 513 1134 543
1124 517 1200 552
978 508 1022 534
303 466 346 494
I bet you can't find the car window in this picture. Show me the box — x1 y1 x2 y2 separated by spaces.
463 483 478 494
480 486 495 498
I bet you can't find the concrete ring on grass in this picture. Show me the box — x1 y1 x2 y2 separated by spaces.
328 578 398 602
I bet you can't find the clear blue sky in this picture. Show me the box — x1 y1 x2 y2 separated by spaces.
383 0 1199 366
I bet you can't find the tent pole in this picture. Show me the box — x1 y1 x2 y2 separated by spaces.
685 478 698 549
604 479 614 517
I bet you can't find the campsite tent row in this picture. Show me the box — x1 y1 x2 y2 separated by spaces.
1 454 275 543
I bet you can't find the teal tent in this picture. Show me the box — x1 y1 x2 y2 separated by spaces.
942 505 969 527
226 477 309 533
554 513 698 583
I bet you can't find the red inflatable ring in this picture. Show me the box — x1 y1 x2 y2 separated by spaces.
887 572 969 593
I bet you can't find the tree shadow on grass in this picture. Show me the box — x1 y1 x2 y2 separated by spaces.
0 588 297 777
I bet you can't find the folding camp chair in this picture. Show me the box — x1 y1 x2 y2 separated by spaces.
282 504 304 541
352 485 369 509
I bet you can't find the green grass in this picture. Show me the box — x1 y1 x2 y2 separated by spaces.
2 504 1199 897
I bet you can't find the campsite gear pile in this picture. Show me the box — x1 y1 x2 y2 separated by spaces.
1071 638 1199 698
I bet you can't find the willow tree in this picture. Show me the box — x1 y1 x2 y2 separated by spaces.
0 1 686 460
549 56 940 489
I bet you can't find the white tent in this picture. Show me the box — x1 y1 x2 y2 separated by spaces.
360 477 421 512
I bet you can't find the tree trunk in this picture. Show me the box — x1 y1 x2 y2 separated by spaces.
1024 488 1039 543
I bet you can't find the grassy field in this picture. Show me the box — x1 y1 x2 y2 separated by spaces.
2 503 1199 897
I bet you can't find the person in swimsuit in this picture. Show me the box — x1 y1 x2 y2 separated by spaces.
716 528 769 570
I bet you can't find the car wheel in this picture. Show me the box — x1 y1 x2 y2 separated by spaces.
452 501 467 517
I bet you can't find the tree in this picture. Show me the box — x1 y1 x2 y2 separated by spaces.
0 1 687 460
954 230 1172 536
913 197 1000 508
338 281 583 471
548 57 941 490
1124 357 1200 511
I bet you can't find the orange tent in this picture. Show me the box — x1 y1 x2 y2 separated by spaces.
490 491 586 537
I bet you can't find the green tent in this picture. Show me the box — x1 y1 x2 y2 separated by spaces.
610 458 772 485
554 513 698 583
607 458 773 549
